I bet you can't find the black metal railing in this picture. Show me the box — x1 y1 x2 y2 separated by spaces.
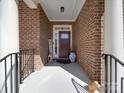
0 52 19 93
102 54 124 93
71 78 89 93
121 77 124 93
19 49 35 83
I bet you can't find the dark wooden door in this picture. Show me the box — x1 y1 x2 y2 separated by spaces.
59 31 70 58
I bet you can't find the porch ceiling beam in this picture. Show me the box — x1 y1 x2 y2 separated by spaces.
23 0 38 8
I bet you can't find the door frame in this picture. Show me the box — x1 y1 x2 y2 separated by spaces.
53 25 72 58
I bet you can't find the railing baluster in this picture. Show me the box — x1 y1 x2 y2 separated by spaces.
4 58 8 93
102 54 124 93
21 51 23 80
29 50 31 72
110 56 112 93
0 52 19 93
24 51 26 79
33 49 35 72
105 55 108 93
115 60 117 93
23 50 25 79
27 50 29 74
15 54 19 93
19 49 35 82
10 55 13 93
31 50 32 72
121 78 124 93
20 51 22 84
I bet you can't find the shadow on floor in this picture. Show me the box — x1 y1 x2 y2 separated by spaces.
46 61 90 84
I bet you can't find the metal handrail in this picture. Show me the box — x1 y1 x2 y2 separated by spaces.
0 49 35 93
0 52 19 93
71 78 89 93
102 53 124 93
22 54 33 71
0 52 19 62
20 49 35 83
102 54 124 67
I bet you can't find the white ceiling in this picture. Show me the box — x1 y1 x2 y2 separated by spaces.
23 0 86 22
39 0 86 22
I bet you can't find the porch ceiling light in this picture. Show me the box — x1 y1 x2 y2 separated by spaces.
60 6 65 13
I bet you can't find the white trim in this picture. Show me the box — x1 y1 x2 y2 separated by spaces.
49 19 76 22
53 25 72 58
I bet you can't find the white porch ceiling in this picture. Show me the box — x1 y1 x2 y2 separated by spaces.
39 0 86 22
23 0 86 22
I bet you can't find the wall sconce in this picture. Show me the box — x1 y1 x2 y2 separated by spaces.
60 6 65 13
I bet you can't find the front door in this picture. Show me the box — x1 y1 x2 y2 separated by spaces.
53 25 72 58
59 31 70 58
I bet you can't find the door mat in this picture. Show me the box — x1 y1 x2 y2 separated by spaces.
53 58 71 64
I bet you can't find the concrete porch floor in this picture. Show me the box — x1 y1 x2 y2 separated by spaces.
19 61 91 93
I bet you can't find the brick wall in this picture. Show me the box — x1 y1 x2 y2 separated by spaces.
39 6 49 66
74 0 104 83
19 1 49 70
19 0 105 82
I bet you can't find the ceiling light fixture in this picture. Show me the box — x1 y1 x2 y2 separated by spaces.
60 6 65 13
